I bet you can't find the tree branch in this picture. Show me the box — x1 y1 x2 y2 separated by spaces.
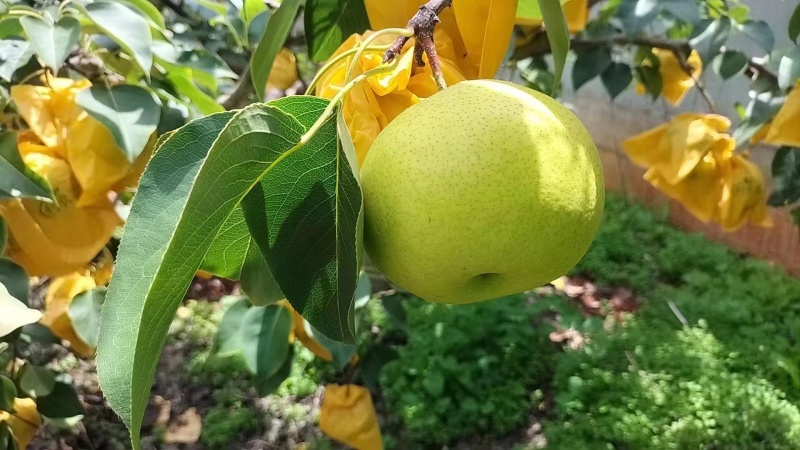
383 0 453 91
219 64 254 110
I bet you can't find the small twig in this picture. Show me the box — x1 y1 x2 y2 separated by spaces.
744 57 780 85
220 64 254 110
668 301 689 327
383 0 453 91
671 49 717 113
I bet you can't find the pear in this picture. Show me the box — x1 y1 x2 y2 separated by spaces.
360 79 604 304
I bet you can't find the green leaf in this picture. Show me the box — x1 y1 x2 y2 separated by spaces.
97 100 314 447
0 38 33 82
768 147 800 207
159 62 224 115
19 15 80 71
778 46 800 90
305 0 370 63
661 0 700 24
305 320 356 370
635 65 662 99
354 271 371 309
254 345 293 396
0 258 28 305
728 4 750 24
241 96 362 343
240 305 292 385
251 0 301 100
67 287 106 349
689 17 731 63
36 381 85 419
0 17 22 39
0 281 39 338
196 0 227 16
741 20 774 53
360 345 398 391
214 296 251 356
241 0 267 27
19 364 55 398
713 50 748 80
0 375 15 412
240 239 284 306
790 2 800 43
381 294 406 329
571 47 612 91
214 297 293 395
733 92 784 144
199 208 251 279
75 85 161 163
600 62 633 99
122 0 166 29
539 0 570 93
0 131 54 202
82 1 153 76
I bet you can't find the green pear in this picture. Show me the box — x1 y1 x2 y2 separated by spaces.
360 79 605 304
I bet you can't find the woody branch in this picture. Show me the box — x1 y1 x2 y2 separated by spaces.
382 0 453 91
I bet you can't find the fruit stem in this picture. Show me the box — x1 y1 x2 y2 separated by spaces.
382 0 453 91
306 44 394 95
345 28 415 84
297 59 403 150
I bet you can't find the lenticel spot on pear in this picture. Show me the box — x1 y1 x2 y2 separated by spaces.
360 80 605 304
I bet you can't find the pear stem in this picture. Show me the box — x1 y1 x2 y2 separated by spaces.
383 0 453 91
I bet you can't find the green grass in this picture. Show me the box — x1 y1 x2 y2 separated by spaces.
378 194 800 448
545 195 800 449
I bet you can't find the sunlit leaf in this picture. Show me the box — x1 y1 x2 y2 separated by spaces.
98 97 335 447
778 46 800 90
251 0 301 99
75 85 161 163
19 15 79 71
67 287 105 349
0 38 33 82
241 96 362 343
82 1 153 77
305 0 370 63
539 0 570 93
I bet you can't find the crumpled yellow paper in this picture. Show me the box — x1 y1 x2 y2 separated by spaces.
623 113 733 185
11 77 91 148
623 113 771 231
41 271 97 357
763 81 800 148
321 0 516 164
278 300 333 362
319 384 382 450
0 397 42 449
267 48 299 91
3 76 154 276
0 149 122 277
636 49 703 106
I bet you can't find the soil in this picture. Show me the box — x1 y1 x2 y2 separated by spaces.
25 274 638 450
